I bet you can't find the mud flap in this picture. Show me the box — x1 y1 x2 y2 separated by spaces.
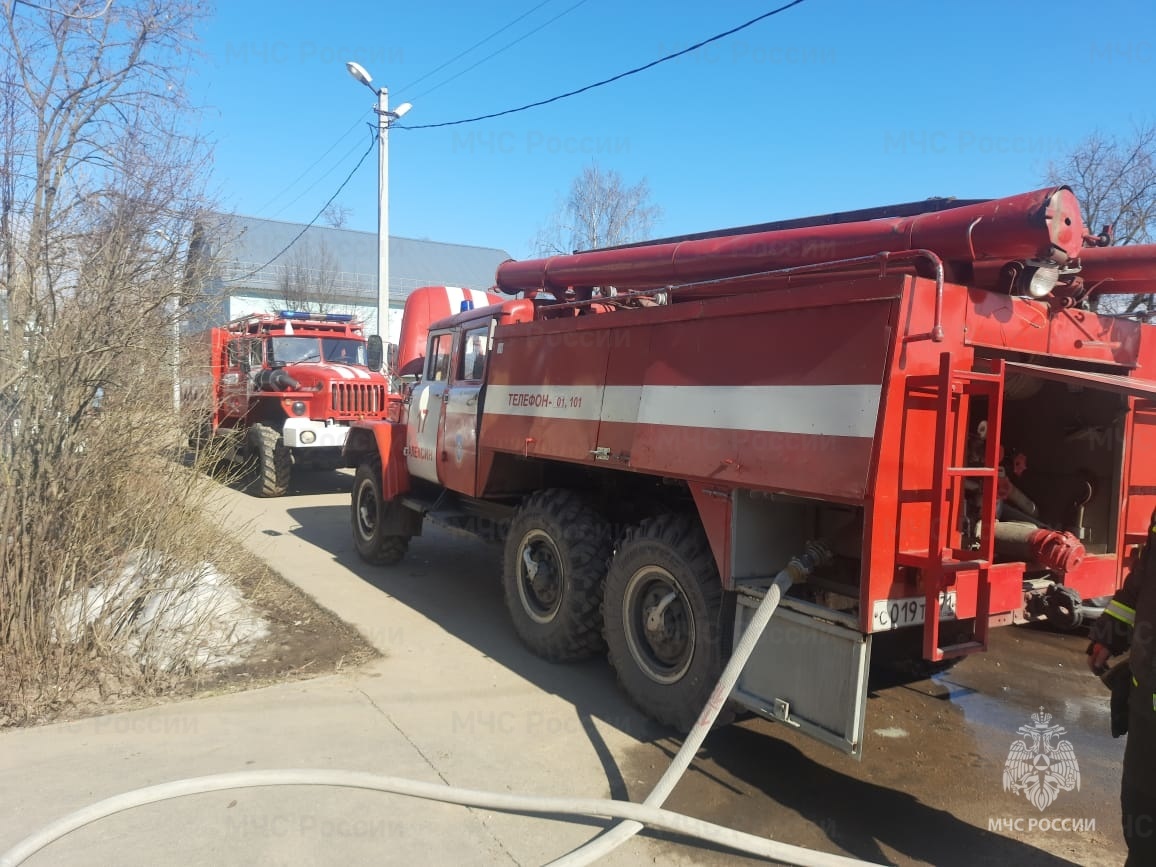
731 594 871 758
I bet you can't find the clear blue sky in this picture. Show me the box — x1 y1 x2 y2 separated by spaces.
191 0 1155 260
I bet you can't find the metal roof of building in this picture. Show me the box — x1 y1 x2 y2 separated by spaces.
206 214 511 306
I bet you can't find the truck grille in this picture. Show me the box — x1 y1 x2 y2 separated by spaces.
331 382 386 416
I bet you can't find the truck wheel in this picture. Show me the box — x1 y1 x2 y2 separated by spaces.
247 423 291 497
604 514 726 733
352 460 410 566
502 489 611 661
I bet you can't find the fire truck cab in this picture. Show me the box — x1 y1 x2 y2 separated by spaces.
196 310 391 497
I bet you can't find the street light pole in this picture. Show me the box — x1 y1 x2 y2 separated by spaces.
346 61 411 341
376 84 389 341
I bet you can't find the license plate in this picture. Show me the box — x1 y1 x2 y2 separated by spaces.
871 592 957 631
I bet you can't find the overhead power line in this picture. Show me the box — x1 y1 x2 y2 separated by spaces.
406 0 590 103
269 133 370 220
394 0 558 99
255 110 371 216
224 133 378 284
399 0 809 131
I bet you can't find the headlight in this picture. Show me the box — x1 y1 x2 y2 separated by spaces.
292 401 307 416
300 430 316 444
1027 263 1060 298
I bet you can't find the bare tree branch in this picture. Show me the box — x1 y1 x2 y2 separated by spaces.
273 236 343 314
1047 122 1156 313
533 162 662 256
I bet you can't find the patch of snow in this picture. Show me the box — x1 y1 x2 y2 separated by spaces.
59 550 269 672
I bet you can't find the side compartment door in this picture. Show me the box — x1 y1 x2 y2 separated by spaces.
1125 398 1156 556
731 592 871 758
438 322 491 495
406 331 452 484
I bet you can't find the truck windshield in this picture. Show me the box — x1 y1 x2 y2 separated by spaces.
268 337 366 366
322 338 366 366
268 337 321 365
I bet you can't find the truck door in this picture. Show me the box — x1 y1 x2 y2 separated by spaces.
438 322 491 495
406 331 452 484
220 338 260 419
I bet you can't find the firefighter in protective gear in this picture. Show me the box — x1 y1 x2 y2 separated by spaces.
1087 510 1156 866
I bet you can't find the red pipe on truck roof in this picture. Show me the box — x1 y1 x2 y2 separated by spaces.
495 187 1084 294
1077 243 1156 296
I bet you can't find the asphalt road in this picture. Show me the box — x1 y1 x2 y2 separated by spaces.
247 468 1129 866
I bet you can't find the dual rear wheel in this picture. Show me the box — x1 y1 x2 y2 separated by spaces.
502 493 724 732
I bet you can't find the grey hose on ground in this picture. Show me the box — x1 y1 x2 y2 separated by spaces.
0 768 878 867
1 542 877 867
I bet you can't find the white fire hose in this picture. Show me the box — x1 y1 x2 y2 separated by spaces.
1 542 879 867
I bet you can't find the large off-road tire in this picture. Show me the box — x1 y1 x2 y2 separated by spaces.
502 489 611 661
247 423 291 498
604 514 727 733
351 460 410 566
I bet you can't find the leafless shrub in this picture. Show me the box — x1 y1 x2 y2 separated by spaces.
0 0 262 725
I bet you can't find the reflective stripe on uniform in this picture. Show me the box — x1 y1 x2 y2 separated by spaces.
1106 599 1137 625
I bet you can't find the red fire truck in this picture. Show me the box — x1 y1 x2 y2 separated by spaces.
193 310 392 497
344 186 1156 755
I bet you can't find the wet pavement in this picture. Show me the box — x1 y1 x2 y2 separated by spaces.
621 624 1127 866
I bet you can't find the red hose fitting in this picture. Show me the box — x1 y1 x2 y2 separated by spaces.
1027 529 1085 573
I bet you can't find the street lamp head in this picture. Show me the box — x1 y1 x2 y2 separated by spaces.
392 102 412 119
346 61 373 89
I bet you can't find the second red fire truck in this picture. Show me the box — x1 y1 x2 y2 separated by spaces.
192 310 391 497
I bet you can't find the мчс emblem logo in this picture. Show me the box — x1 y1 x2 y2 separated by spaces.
1002 707 1081 812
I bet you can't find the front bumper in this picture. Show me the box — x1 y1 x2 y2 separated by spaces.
282 418 350 449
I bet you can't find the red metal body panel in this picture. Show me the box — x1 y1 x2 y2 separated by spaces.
479 278 896 503
375 421 411 501
963 292 1142 367
689 483 732 582
862 277 973 632
209 326 230 428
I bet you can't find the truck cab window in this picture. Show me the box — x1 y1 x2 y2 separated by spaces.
323 338 365 365
269 337 321 365
427 333 453 382
460 327 488 381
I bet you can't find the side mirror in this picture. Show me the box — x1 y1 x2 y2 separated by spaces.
367 335 384 372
